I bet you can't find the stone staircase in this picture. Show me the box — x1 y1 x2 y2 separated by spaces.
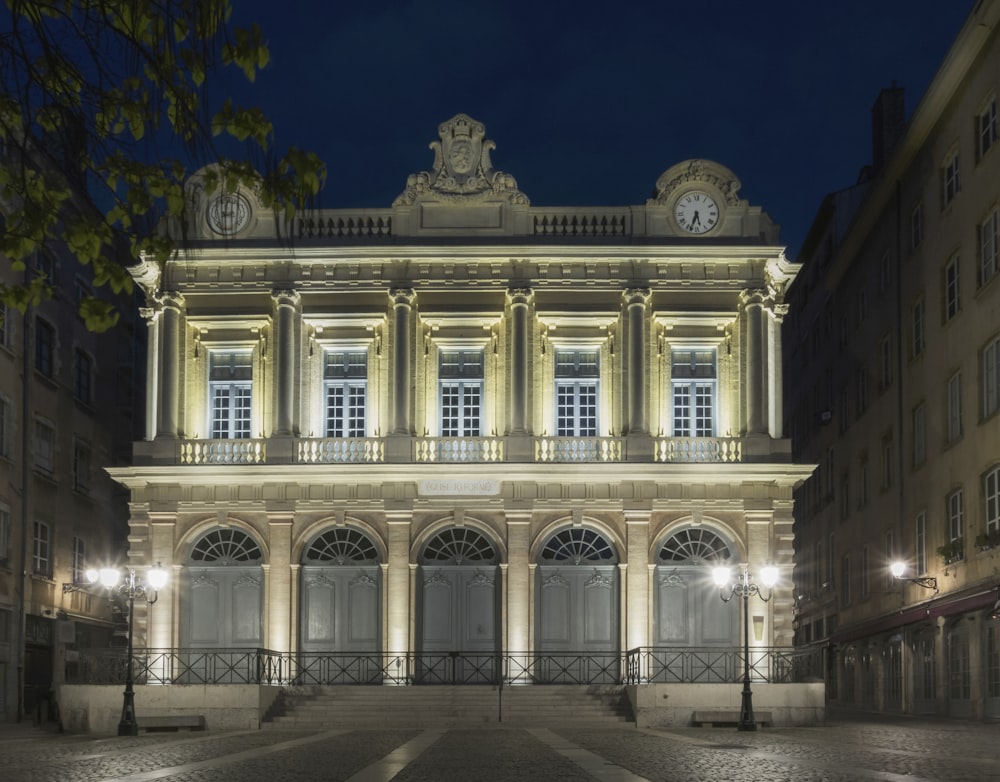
262 685 634 729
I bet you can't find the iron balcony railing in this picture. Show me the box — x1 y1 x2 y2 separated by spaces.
624 646 824 684
70 647 820 687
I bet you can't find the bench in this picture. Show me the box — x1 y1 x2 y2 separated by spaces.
138 714 206 732
692 710 772 727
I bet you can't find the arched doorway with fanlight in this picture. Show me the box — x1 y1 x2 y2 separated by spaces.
535 526 620 683
654 525 738 651
182 527 265 683
298 526 383 684
417 526 501 684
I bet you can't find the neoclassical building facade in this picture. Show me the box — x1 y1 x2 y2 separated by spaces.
109 115 810 684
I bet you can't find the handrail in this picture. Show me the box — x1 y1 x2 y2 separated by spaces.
70 647 820 686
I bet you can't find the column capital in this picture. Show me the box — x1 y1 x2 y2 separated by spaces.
739 288 767 308
389 287 416 307
271 287 301 308
155 291 185 311
623 287 651 305
506 287 534 305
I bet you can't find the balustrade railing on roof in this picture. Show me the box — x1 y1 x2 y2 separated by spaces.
414 437 505 463
654 436 742 463
532 209 631 236
179 439 266 465
534 436 623 462
297 437 385 464
295 212 393 239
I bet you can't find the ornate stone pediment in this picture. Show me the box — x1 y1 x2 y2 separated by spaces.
393 113 528 206
647 159 744 207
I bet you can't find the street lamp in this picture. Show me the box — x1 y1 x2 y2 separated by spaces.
86 564 168 736
712 563 778 732
890 561 938 593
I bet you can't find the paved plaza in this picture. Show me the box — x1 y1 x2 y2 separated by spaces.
1 711 998 781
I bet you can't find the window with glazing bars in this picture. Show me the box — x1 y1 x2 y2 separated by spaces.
671 349 715 436
324 350 366 437
439 349 483 436
209 351 252 439
555 349 598 436
72 536 85 583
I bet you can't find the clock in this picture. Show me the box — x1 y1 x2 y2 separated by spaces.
207 193 251 235
674 191 719 235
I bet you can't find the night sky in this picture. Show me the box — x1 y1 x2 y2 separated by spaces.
230 1 974 257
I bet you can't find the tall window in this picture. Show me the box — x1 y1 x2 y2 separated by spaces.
915 511 927 575
911 299 925 357
73 440 91 493
439 349 483 437
323 349 367 437
944 254 961 321
984 336 1000 418
0 302 8 348
72 536 85 584
942 150 959 206
0 395 10 459
947 489 964 549
554 348 598 436
979 96 997 161
840 473 850 521
860 546 870 598
841 555 851 606
881 435 893 490
0 505 10 564
858 455 870 509
947 372 963 443
912 403 926 467
839 386 850 433
982 208 999 286
883 531 895 591
32 521 50 576
879 335 892 390
73 349 93 403
670 349 716 436
985 466 1000 535
209 351 252 439
911 203 924 250
35 317 54 378
856 367 870 417
34 418 55 473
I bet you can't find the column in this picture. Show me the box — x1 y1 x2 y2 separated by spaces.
767 303 787 439
741 290 766 435
744 506 774 646
385 513 412 659
505 511 531 680
389 289 415 435
271 289 301 436
624 509 650 650
507 288 533 434
623 288 650 434
266 513 294 653
155 293 184 438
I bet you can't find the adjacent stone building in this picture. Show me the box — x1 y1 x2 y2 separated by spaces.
786 0 1000 720
107 114 809 690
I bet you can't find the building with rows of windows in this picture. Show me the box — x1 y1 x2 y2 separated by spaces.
89 114 812 726
786 0 1000 721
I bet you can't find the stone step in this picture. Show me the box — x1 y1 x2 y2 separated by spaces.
263 685 633 729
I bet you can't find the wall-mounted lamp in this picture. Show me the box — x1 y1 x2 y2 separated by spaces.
890 561 938 593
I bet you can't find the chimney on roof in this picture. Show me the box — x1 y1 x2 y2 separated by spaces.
872 81 906 173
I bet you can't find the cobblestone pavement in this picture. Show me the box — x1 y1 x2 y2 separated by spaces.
1 712 998 781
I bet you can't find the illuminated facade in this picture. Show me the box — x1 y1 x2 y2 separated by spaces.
109 115 809 685
787 1 1000 720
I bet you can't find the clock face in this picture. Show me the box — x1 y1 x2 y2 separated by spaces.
207 193 251 235
674 191 719 234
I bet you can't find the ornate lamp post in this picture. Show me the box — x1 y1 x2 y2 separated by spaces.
712 563 778 732
86 564 168 736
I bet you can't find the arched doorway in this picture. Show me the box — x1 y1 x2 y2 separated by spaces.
654 527 737 655
182 528 264 683
417 527 500 684
299 527 382 684
536 527 619 683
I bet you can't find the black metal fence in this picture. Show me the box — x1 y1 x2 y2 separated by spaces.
70 647 821 687
624 646 824 684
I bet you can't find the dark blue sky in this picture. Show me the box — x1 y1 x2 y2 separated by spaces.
232 1 974 257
